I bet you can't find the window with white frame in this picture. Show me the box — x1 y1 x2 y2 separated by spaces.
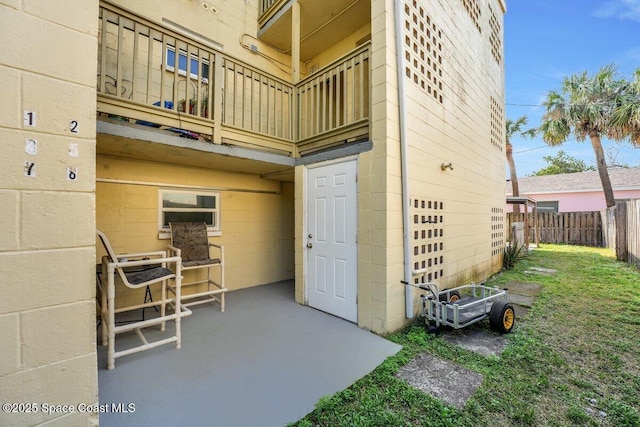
159 189 220 235
165 46 209 83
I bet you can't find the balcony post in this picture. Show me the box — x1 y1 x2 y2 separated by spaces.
292 1 300 83
212 54 224 145
292 1 300 142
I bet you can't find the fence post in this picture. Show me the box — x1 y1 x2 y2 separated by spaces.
615 202 628 262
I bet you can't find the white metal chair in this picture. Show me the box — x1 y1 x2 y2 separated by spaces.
168 222 227 311
96 230 187 369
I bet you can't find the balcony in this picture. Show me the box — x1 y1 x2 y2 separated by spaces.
97 2 370 162
258 0 370 62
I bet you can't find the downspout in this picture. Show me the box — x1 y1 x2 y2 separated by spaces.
394 0 413 319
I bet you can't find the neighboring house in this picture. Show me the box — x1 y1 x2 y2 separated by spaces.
506 168 640 213
2 0 506 424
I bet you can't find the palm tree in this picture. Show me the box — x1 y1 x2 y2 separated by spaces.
610 67 640 146
540 65 625 208
506 116 536 213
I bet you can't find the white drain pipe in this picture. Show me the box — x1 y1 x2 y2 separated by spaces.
394 0 413 319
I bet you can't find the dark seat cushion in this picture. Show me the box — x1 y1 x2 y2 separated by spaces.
125 266 174 286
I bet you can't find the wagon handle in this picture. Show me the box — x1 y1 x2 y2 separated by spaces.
401 280 439 300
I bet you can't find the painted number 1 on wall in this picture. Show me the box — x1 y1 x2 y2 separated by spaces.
24 111 36 127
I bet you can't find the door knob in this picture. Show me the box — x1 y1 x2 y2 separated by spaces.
307 242 313 248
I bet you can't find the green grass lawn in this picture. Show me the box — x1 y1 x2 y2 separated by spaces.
292 245 640 427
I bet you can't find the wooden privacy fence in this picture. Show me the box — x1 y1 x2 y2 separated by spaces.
602 200 640 269
507 211 604 247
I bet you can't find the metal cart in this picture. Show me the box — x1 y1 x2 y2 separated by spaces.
415 282 516 333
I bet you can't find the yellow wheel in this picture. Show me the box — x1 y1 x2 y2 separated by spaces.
449 291 461 303
439 290 461 303
489 301 515 334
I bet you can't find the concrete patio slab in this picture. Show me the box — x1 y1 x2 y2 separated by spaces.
98 281 401 427
396 353 484 410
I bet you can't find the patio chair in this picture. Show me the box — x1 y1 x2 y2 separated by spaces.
168 222 227 312
96 230 187 370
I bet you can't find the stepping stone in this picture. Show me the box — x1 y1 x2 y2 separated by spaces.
503 281 543 297
443 329 508 356
512 304 530 319
503 281 541 318
529 267 556 274
508 294 535 308
396 353 484 410
524 267 557 276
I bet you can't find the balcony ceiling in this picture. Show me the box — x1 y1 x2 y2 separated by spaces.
97 120 295 182
258 0 370 62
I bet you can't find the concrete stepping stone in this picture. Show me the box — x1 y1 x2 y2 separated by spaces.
443 329 508 356
508 294 535 308
504 281 542 318
503 281 543 297
524 266 557 276
396 352 484 410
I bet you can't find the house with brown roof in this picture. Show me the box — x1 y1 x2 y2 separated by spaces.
506 168 640 212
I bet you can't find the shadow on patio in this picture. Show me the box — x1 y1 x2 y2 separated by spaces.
98 280 401 426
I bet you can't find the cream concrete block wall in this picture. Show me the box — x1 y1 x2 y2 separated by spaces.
0 355 97 427
96 155 294 308
0 1 99 426
353 0 397 333
294 165 305 305
393 0 506 324
363 0 507 332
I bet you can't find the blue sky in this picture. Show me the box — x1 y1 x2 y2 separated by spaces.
504 0 640 176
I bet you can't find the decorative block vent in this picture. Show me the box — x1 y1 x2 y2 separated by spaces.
403 0 444 103
488 4 502 64
490 96 504 151
411 198 445 283
462 0 481 33
491 207 504 257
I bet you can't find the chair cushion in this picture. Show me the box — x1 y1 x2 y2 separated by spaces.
125 266 174 286
183 258 221 268
170 222 211 263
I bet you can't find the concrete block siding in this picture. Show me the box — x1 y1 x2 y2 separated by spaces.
0 0 99 425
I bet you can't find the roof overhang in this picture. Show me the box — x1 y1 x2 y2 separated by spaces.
506 196 537 207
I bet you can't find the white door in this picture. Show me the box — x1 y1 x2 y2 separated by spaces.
306 159 357 322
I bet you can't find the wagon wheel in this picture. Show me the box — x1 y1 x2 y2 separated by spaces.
489 301 515 334
448 290 461 303
438 290 461 303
